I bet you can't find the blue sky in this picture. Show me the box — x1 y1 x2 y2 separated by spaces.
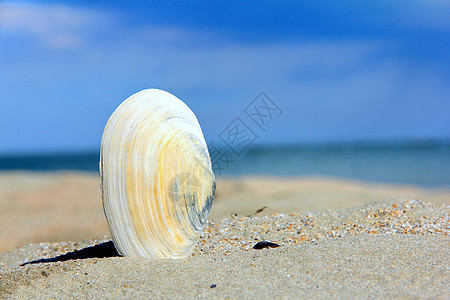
0 0 449 154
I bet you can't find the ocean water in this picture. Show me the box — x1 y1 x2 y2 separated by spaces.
0 141 449 188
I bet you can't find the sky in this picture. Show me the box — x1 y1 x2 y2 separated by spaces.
0 0 449 154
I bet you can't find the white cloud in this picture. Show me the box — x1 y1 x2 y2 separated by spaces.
0 1 111 49
0 2 384 89
1 1 448 152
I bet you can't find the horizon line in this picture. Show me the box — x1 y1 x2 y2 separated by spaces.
1 137 449 158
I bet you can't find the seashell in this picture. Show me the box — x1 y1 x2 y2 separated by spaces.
100 89 215 258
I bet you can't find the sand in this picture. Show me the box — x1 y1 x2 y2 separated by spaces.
1 171 449 253
1 235 448 298
1 196 449 298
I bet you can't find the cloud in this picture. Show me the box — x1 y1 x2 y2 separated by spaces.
0 1 448 153
0 2 385 90
0 1 111 49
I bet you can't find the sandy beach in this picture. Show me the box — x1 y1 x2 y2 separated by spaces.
0 171 449 254
0 172 449 298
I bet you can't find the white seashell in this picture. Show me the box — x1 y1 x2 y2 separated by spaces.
100 89 215 258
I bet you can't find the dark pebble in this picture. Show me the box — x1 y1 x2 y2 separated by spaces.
252 241 281 250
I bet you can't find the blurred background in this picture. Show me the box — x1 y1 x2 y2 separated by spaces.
1 0 450 185
0 1 449 251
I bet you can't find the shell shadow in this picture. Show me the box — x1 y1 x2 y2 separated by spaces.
21 241 121 266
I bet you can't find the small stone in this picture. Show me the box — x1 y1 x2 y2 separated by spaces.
252 241 281 250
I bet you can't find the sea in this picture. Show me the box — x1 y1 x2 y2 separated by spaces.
0 141 449 188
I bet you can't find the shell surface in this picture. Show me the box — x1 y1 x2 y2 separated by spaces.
100 89 215 258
